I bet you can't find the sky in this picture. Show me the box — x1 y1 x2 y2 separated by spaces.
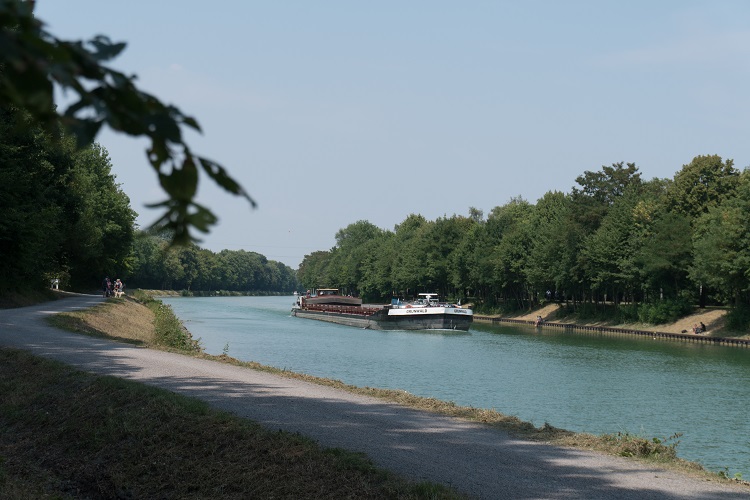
36 1 750 268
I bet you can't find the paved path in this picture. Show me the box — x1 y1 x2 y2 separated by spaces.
1 295 748 499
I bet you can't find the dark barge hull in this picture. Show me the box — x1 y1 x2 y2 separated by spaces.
291 308 472 331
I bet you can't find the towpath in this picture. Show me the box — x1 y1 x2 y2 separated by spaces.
1 294 748 499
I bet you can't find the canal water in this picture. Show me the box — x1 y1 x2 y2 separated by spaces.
162 295 750 477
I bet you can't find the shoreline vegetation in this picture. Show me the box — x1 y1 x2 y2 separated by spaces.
2 291 749 497
476 303 750 348
507 302 749 339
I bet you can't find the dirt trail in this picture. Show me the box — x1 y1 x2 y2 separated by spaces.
510 304 737 337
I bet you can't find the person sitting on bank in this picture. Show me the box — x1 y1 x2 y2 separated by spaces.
535 315 543 327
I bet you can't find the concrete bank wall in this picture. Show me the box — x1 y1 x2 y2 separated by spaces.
474 316 750 348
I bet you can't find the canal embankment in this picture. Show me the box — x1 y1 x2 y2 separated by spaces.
476 304 750 347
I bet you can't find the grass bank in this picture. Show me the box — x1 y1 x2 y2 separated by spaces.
0 288 60 309
3 290 747 496
0 349 457 499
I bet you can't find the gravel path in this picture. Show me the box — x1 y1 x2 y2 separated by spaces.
1 294 748 499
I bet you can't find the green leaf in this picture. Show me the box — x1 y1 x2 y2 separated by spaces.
88 35 127 62
198 156 257 207
158 158 198 201
185 203 218 232
64 118 104 149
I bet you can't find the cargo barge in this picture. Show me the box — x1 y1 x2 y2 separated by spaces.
292 290 473 331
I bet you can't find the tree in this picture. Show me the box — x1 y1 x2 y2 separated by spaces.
667 155 739 222
127 231 163 289
0 104 135 291
691 170 750 305
175 245 201 291
63 143 137 288
572 162 642 206
486 197 534 309
570 162 642 233
328 220 385 295
0 0 254 244
297 251 332 291
581 186 644 304
0 105 64 289
525 191 572 299
425 215 475 297
634 203 692 300
128 233 296 292
358 231 396 301
390 214 430 295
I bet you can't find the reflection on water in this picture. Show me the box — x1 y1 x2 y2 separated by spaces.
163 295 750 477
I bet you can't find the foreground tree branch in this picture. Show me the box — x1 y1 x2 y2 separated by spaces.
0 0 255 244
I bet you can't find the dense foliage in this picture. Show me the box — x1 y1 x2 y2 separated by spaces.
0 104 292 295
128 231 297 293
0 105 136 291
1 2 276 293
1 0 254 244
298 158 750 323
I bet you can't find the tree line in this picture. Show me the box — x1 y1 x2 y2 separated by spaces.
3 3 279 296
0 104 296 295
297 156 750 328
128 232 297 293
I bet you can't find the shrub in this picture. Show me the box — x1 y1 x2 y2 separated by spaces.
604 432 681 460
131 290 201 352
726 303 750 331
637 298 693 324
616 303 640 323
153 303 201 352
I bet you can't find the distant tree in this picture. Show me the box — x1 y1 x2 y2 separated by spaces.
691 170 750 305
297 250 332 291
358 231 396 301
412 215 475 298
390 214 430 295
486 197 534 309
450 223 477 299
0 0 255 244
644 213 692 293
191 248 219 290
525 191 572 299
160 247 185 290
269 260 297 292
127 231 164 289
667 155 740 222
175 245 201 290
328 220 385 295
468 206 484 222
570 162 642 233
129 233 296 292
632 179 693 301
581 186 644 304
572 162 642 206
